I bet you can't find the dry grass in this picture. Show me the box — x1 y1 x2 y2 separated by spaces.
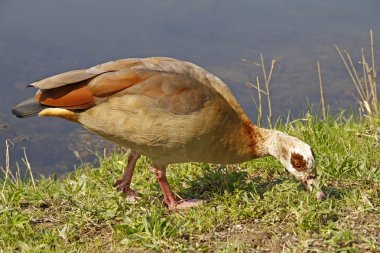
335 30 378 118
244 31 379 122
317 61 327 119
242 53 276 128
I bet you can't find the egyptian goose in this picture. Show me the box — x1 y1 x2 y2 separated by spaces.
12 57 323 209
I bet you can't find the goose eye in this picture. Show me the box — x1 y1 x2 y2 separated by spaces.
290 152 307 171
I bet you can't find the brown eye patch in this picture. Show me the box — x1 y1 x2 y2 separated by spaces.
290 152 307 171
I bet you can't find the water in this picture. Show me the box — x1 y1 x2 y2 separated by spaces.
0 0 379 176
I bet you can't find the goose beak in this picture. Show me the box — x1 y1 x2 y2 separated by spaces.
305 177 317 192
303 177 325 200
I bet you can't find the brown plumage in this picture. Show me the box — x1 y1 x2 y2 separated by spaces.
12 57 323 209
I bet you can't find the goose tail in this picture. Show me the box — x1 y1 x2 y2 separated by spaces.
11 97 47 118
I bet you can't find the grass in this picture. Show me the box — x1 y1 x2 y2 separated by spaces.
0 113 379 252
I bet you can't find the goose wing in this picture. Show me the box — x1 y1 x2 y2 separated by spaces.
34 57 246 116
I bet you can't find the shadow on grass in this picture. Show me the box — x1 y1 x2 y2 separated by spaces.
177 165 289 200
323 186 347 200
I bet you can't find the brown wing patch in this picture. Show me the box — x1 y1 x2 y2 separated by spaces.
88 70 152 97
290 152 307 172
36 81 95 109
121 73 217 115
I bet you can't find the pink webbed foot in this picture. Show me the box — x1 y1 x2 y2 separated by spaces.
151 166 203 210
113 179 139 201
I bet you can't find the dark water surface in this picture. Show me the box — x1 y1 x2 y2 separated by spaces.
0 0 379 176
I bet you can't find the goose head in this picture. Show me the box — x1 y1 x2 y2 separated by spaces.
262 129 320 193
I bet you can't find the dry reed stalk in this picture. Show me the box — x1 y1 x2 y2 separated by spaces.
255 76 263 123
23 148 36 189
243 53 276 128
1 140 13 195
260 53 273 128
335 30 378 117
370 30 378 108
245 78 265 126
361 48 370 99
371 30 377 77
317 61 326 119
335 46 365 102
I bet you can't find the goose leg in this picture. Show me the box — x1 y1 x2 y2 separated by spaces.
114 150 141 201
152 166 203 209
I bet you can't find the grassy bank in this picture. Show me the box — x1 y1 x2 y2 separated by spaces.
0 113 379 252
